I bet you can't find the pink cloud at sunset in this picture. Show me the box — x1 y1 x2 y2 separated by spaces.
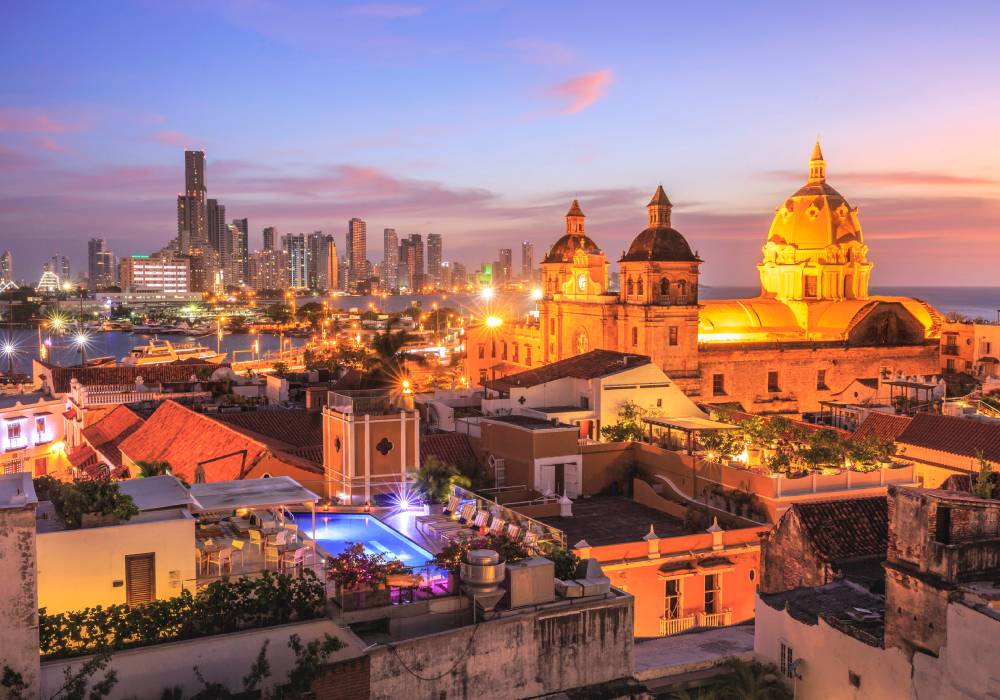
151 130 195 147
547 69 613 115
0 108 72 133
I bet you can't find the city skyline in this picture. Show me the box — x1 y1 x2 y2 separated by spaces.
2 1 1000 285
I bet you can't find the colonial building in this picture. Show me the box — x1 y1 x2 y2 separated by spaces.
467 142 943 416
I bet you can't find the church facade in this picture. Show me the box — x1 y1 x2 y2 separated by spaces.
466 143 942 417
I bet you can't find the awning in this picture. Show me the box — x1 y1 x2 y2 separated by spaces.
189 476 319 513
643 416 740 432
697 556 736 573
657 562 698 578
2 414 26 422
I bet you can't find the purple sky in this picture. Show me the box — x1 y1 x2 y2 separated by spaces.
2 1 999 286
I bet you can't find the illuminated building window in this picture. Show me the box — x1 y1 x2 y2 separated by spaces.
35 457 47 475
804 275 818 298
816 369 828 390
7 422 22 441
712 374 726 396
704 573 721 614
767 371 780 393
631 327 638 346
627 278 634 295
669 326 678 346
479 369 488 384
637 278 644 295
664 579 682 620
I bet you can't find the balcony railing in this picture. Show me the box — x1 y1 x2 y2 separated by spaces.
942 345 960 357
327 389 401 416
660 615 696 636
697 609 733 628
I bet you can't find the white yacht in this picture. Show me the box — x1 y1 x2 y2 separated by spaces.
122 340 226 366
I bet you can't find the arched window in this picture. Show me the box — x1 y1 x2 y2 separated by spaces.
660 278 669 296
677 279 687 299
512 343 519 362
637 278 644 295
631 327 639 346
501 341 508 360
626 277 634 295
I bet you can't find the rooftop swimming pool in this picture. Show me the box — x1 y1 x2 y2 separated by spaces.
292 512 436 568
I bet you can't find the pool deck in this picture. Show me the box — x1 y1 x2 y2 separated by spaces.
378 508 443 556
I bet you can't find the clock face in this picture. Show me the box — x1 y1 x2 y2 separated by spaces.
577 273 588 292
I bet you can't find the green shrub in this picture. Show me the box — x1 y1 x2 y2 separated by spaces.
39 570 326 660
33 477 139 529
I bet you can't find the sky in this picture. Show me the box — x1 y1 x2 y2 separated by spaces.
2 0 999 287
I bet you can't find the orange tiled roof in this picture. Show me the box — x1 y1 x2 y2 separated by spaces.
211 410 323 449
851 412 912 444
39 359 219 393
118 400 269 483
82 405 145 470
485 350 650 392
421 433 477 467
789 497 888 563
897 413 1000 464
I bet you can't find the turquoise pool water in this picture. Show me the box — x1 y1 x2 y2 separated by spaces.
292 513 436 568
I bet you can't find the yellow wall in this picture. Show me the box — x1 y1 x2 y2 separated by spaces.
36 513 197 614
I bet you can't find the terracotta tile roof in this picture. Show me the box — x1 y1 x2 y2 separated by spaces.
82 405 144 470
897 413 1000 464
484 350 650 392
211 410 324 449
39 360 219 393
790 496 888 564
279 445 324 467
851 412 912 444
118 400 270 483
421 433 477 467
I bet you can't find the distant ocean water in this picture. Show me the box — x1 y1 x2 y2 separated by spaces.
701 286 1000 321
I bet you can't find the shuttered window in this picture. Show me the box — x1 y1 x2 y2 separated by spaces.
125 553 156 605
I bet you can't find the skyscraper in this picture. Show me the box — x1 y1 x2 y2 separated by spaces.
223 224 244 287
206 199 226 254
426 233 442 284
383 228 399 290
347 218 367 286
521 241 534 280
498 248 512 284
0 250 11 283
88 239 115 290
50 255 70 282
307 232 337 290
176 150 207 253
248 249 290 291
283 233 308 288
232 218 249 283
262 226 277 251
406 234 424 291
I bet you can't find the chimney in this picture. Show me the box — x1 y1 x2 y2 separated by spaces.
643 524 660 558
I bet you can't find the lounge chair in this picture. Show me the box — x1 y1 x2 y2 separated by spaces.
522 531 539 548
487 516 507 537
415 495 461 530
505 523 522 541
427 504 478 539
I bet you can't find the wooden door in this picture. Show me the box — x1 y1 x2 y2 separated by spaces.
125 553 155 605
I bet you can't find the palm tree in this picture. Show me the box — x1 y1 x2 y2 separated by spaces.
362 321 426 388
135 460 172 478
412 456 470 503
714 659 791 700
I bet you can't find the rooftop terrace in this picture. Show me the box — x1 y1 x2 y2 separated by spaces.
538 496 689 547
761 580 885 648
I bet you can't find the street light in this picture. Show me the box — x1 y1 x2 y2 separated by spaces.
485 315 502 329
531 287 544 301
1 340 17 375
480 287 495 301
71 330 90 366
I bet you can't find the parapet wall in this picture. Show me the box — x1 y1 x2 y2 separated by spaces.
367 594 633 699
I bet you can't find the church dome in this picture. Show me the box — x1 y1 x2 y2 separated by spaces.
766 139 863 250
620 186 699 263
543 233 602 263
543 199 603 263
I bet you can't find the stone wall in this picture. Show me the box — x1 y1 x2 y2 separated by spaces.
0 499 39 693
760 510 828 594
697 341 940 415
367 595 633 699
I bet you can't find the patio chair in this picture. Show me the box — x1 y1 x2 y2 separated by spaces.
214 548 233 575
231 539 246 568
248 529 263 553
264 543 280 569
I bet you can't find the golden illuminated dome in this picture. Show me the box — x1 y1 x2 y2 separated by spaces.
544 199 603 263
758 140 872 302
767 139 863 250
621 186 699 262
